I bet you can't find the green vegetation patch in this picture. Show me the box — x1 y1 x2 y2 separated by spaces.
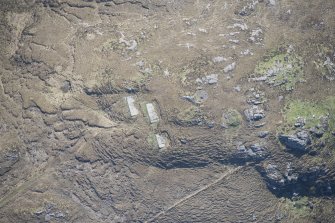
172 106 207 127
314 44 335 81
147 132 158 149
284 101 327 129
282 97 335 148
221 109 242 128
280 197 313 220
254 47 304 91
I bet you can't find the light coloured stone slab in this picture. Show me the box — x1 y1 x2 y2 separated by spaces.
155 134 167 149
125 96 139 117
146 103 159 123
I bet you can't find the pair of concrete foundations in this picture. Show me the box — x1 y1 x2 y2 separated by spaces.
125 96 159 123
125 96 167 149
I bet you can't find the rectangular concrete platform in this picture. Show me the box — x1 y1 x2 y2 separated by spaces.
125 96 139 117
146 103 159 123
155 134 167 149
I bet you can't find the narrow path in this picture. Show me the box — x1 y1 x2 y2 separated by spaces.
144 166 244 223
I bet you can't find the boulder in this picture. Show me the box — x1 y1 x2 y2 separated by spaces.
244 106 265 121
309 126 325 138
279 130 311 152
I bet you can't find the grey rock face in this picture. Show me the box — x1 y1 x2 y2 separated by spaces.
263 164 286 190
279 130 311 152
232 143 269 163
0 149 20 176
244 106 265 121
258 162 335 197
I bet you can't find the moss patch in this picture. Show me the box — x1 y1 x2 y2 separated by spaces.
254 47 304 91
280 197 313 220
222 109 242 128
171 106 207 127
314 44 335 81
147 132 158 149
284 101 327 129
281 97 335 149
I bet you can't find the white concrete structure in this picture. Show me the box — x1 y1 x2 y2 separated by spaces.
156 134 167 149
125 96 139 117
146 103 159 123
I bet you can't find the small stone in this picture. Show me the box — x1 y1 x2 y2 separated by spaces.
193 90 209 104
206 74 218 84
229 39 240 44
241 49 253 56
195 78 203 84
250 76 268 81
182 95 195 104
198 28 208 33
254 122 266 128
135 60 145 68
224 62 236 73
180 139 188 144
207 121 215 128
164 69 170 76
294 118 305 127
34 209 45 216
258 131 269 138
127 40 137 51
310 127 324 138
143 67 152 74
45 214 51 221
228 23 248 31
212 56 226 63
233 85 241 92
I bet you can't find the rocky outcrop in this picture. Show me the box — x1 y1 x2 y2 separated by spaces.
257 163 334 197
230 144 269 163
279 131 311 153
